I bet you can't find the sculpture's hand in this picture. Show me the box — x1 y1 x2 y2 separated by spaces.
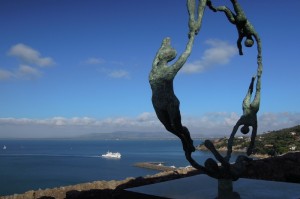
246 146 253 156
239 49 243 55
207 0 217 12
224 154 231 162
188 20 197 38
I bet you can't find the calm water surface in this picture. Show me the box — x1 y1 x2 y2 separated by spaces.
0 139 228 196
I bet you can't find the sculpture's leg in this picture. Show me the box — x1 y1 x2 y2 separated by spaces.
243 76 255 107
247 60 262 156
153 108 176 134
168 105 195 153
182 126 196 152
251 62 262 110
247 124 257 156
215 6 236 24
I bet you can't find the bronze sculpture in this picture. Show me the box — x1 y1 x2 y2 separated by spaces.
226 64 262 160
149 0 208 157
207 0 262 56
149 1 263 197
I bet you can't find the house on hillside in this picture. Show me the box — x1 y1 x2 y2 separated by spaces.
289 145 297 151
290 132 296 136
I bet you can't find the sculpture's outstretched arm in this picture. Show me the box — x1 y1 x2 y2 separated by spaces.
185 153 221 179
230 0 247 22
226 121 242 160
187 0 196 34
171 0 208 74
247 125 257 156
170 33 195 75
237 34 244 55
195 0 209 34
206 0 216 12
207 1 236 25
253 33 262 59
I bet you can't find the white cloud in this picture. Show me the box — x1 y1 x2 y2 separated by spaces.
182 39 238 74
8 43 55 67
84 57 105 65
0 65 42 80
0 69 14 80
108 69 130 79
83 57 130 79
16 65 42 79
0 112 299 138
0 44 55 80
259 112 300 132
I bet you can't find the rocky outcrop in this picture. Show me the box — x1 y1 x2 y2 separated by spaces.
0 167 199 199
241 152 300 183
134 162 178 171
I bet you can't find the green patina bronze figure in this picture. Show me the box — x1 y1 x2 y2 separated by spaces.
207 0 263 160
226 57 262 160
149 0 265 197
149 36 195 155
149 0 208 156
150 2 264 195
208 0 262 56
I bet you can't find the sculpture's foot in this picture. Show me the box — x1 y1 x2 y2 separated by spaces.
181 141 195 155
246 146 253 156
224 154 231 162
181 127 196 153
180 134 195 153
204 158 220 178
188 142 196 152
236 155 253 163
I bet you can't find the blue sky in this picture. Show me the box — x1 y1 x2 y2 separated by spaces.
0 0 299 138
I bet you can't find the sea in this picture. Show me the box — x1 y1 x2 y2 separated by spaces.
0 139 228 196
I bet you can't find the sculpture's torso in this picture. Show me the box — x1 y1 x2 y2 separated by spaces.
241 104 259 126
149 66 179 110
236 17 255 38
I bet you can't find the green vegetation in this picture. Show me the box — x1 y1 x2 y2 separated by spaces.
254 125 300 155
198 125 300 156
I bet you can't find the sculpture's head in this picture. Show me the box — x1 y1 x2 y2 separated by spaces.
245 36 254 47
158 37 177 63
241 125 250 134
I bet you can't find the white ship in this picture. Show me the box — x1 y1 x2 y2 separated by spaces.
3 145 6 150
101 151 121 159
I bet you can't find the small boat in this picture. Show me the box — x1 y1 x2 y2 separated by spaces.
101 151 121 159
3 145 6 150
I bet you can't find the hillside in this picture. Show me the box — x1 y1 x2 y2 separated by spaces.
76 131 205 140
197 125 300 156
77 131 176 140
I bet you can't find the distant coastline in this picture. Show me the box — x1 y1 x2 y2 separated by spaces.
196 125 300 158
